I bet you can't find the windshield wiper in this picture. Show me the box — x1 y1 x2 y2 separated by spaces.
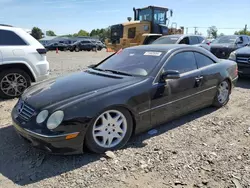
102 69 133 76
91 67 133 76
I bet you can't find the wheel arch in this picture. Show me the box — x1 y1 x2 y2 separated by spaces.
0 63 36 82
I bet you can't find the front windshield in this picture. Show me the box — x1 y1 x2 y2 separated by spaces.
138 8 152 21
212 36 237 44
94 49 165 76
152 36 180 44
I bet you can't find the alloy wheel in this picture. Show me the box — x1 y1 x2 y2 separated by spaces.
0 73 28 97
92 110 127 148
217 81 229 104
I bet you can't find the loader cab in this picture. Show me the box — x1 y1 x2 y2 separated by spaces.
134 6 171 34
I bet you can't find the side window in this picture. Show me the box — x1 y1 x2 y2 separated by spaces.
164 52 197 74
198 36 205 43
189 36 200 45
179 37 190 44
243 36 249 43
0 29 27 45
128 27 136 39
194 52 215 68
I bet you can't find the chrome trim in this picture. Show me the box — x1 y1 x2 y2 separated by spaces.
138 86 217 115
24 128 80 138
232 76 238 82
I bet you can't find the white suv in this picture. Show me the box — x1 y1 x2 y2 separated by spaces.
0 25 50 99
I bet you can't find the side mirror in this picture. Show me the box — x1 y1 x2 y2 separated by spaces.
161 70 180 81
236 39 243 44
88 64 96 68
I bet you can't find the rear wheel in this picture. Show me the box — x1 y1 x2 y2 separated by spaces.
212 79 231 107
75 47 80 52
85 107 133 153
0 69 31 99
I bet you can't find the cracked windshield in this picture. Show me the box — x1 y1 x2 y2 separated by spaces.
0 0 249 188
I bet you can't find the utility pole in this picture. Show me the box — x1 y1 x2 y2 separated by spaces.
244 24 247 34
186 27 188 34
194 27 197 34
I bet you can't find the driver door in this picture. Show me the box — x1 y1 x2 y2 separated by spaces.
150 51 203 126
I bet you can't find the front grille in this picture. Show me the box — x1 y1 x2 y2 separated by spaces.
16 100 35 121
236 57 249 63
110 24 123 44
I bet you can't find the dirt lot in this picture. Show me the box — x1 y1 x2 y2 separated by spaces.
0 51 250 188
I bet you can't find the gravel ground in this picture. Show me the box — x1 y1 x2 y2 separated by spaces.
0 51 250 188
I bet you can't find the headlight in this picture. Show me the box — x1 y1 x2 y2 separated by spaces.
47 111 64 130
229 51 236 61
36 110 49 124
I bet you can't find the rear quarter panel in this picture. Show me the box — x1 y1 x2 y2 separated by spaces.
214 59 238 87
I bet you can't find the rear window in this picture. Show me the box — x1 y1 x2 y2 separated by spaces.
152 36 180 44
96 49 165 76
0 29 27 45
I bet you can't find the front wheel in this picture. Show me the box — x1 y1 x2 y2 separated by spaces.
0 69 31 99
212 79 231 107
85 107 133 153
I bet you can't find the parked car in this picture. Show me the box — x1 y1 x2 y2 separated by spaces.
45 42 69 51
0 25 49 99
210 35 250 59
151 34 211 51
229 43 250 76
11 44 238 155
69 39 98 52
95 41 106 49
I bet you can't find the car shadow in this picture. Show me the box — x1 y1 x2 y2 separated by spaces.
0 106 217 186
236 76 250 89
125 106 217 149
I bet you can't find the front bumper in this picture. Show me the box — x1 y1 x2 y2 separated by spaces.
237 63 250 76
11 113 84 155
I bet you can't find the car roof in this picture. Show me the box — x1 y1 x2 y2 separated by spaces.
159 34 205 38
127 44 199 52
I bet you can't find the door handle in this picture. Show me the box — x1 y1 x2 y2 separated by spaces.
195 76 203 81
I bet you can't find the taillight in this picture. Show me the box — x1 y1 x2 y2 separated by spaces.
36 48 47 54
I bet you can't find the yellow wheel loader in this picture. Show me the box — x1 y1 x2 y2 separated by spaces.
105 5 184 51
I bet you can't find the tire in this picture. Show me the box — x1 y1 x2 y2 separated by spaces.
0 69 31 99
212 79 231 107
85 107 133 154
75 47 80 52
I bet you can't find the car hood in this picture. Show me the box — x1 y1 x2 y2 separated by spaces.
210 43 236 49
22 70 143 109
235 46 250 55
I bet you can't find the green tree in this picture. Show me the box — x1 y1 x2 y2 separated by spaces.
219 33 224 37
90 27 111 42
31 27 44 40
207 26 218 38
46 30 56 36
234 29 250 36
76 29 89 36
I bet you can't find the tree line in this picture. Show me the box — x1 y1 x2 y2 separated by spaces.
31 27 111 42
30 26 250 41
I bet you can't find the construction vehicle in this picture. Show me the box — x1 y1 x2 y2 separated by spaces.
105 5 184 51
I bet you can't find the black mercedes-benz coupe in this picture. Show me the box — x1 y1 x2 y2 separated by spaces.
11 44 238 155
